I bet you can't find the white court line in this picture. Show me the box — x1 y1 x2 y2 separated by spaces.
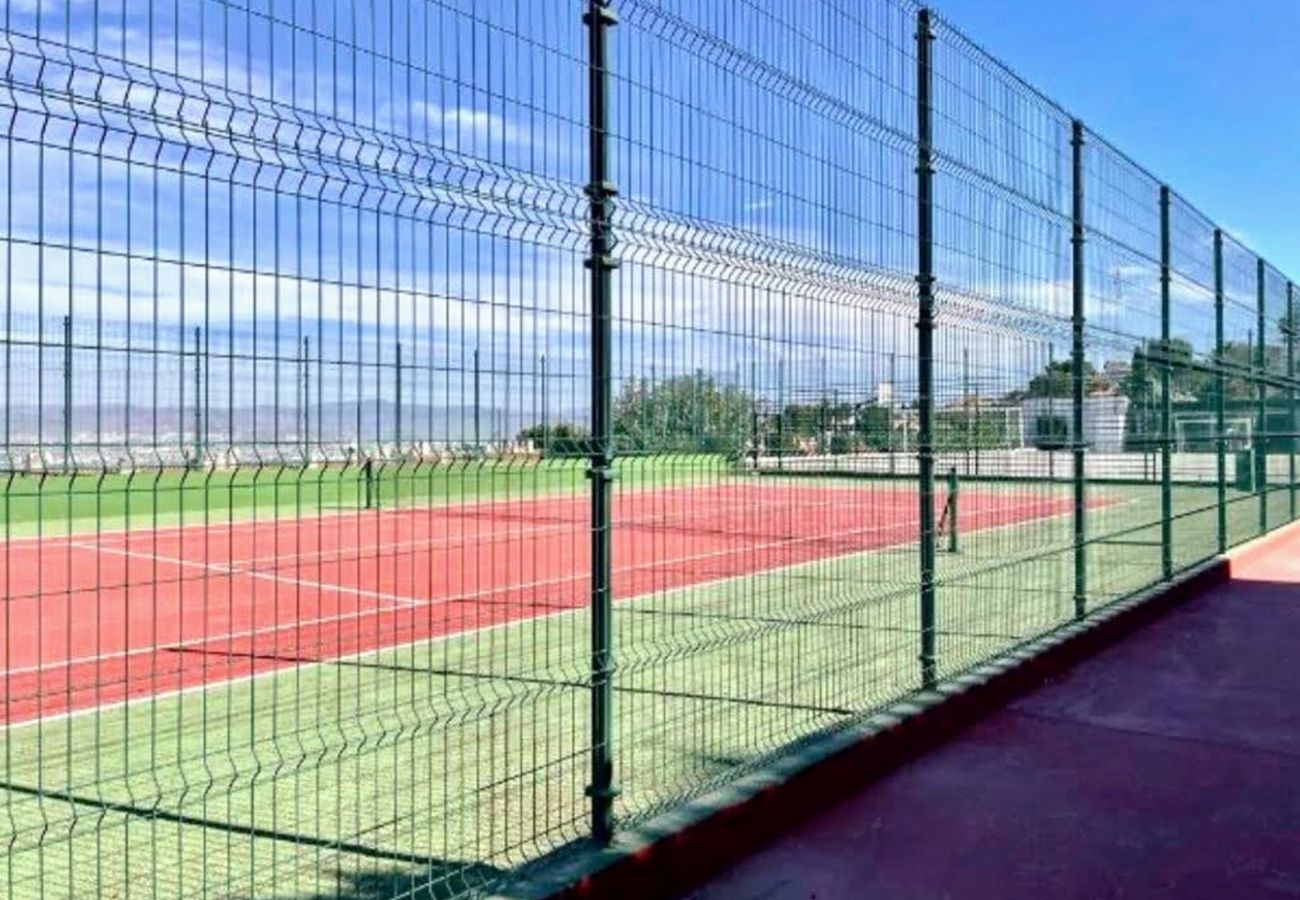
0 480 763 546
66 542 426 610
0 478 907 547
1 493 1126 729
1 498 1090 682
2 522 931 732
7 511 936 680
221 494 913 569
122 522 580 570
11 518 912 676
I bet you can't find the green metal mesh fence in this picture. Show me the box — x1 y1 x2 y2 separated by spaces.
0 1 1296 898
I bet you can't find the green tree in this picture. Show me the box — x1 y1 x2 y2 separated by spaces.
854 404 894 450
1122 338 1220 404
1026 359 1107 398
612 373 755 455
936 406 1013 450
517 422 589 458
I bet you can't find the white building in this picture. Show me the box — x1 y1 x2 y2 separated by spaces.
1019 395 1130 452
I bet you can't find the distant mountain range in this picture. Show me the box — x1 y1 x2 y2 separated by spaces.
1 401 556 446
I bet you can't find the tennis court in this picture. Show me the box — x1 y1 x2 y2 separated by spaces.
4 0 1298 897
1 480 1085 725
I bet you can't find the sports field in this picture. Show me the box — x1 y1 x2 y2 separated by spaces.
1 456 1289 899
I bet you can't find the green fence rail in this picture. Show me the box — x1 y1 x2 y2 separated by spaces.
1 1 1297 898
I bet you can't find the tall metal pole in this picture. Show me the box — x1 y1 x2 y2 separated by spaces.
302 335 311 458
1070 120 1087 619
962 346 970 473
540 353 549 456
1158 186 1173 579
395 340 403 454
1256 257 1268 533
1214 230 1227 553
819 358 828 455
696 366 706 449
1048 342 1057 480
889 351 897 474
750 359 759 465
473 347 481 450
194 326 203 464
915 7 938 690
584 0 619 845
1289 281 1297 521
62 314 72 474
777 356 785 470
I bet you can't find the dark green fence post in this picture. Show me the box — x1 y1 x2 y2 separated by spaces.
1289 281 1296 521
915 6 938 689
62 314 72 474
1256 257 1267 533
1158 186 1173 579
1214 230 1227 553
584 0 619 846
1070 120 1087 618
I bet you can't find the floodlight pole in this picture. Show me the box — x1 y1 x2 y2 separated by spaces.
916 7 938 690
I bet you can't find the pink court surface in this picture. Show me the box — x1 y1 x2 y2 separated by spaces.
1 482 1080 725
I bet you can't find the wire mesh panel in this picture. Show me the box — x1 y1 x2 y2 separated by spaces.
1221 232 1266 549
1 1 595 897
1076 133 1168 604
1 2 1297 899
608 0 923 823
1262 264 1293 527
1166 194 1222 573
926 12 1079 678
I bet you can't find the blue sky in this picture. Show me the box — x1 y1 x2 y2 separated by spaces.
2 0 1293 449
935 0 1300 279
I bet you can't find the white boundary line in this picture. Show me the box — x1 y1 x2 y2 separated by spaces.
0 492 1117 732
68 542 426 610
0 478 813 546
6 516 934 678
3 490 1094 675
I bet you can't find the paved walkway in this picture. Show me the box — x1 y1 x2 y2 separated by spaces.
683 535 1300 900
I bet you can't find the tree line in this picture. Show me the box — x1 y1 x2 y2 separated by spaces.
518 319 1298 459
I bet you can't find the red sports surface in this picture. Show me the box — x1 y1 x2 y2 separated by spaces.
0 482 1085 724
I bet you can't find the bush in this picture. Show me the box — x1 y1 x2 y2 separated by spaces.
517 423 589 458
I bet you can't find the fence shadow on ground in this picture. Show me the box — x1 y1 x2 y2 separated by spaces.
283 861 505 900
